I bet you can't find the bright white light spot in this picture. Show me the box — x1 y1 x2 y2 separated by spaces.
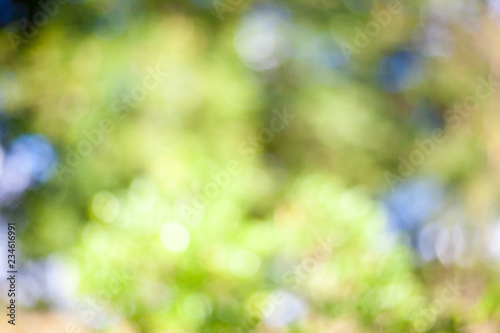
45 255 80 306
234 9 289 71
92 192 119 223
129 176 158 212
236 29 277 66
161 222 190 253
486 221 500 259
435 226 451 265
228 250 260 277
418 224 440 262
264 291 306 327
435 225 465 265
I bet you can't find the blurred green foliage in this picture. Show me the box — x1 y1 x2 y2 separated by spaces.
1 0 500 332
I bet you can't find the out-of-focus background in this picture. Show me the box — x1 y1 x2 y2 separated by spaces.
0 0 500 332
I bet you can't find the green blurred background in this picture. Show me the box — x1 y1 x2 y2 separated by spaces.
1 0 500 332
